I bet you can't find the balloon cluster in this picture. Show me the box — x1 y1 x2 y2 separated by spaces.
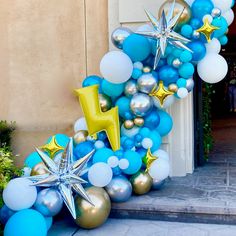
1 0 234 234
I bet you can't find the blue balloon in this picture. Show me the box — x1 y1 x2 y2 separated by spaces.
140 127 151 137
24 152 42 168
177 78 187 88
122 137 135 150
181 24 193 38
144 110 160 129
122 150 142 175
188 41 206 61
212 17 228 38
44 216 53 230
101 79 125 97
46 134 70 148
159 65 179 84
167 55 175 65
180 50 192 63
156 110 173 137
82 75 103 92
190 18 202 29
4 209 47 236
132 68 142 79
149 130 162 152
178 63 195 79
219 35 228 45
0 205 15 225
123 34 151 62
115 97 133 119
191 0 214 19
173 48 183 58
136 147 147 159
92 148 114 164
74 141 94 160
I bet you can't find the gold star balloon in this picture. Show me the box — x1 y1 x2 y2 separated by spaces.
143 148 158 171
149 81 174 107
40 136 64 158
196 18 219 43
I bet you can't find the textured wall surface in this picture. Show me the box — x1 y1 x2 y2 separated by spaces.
0 0 108 165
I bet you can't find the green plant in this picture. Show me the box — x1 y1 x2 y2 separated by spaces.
0 121 15 149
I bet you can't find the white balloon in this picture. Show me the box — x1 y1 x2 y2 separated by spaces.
222 9 235 26
88 163 113 187
203 14 213 23
3 178 37 211
94 140 105 149
74 117 87 133
197 53 228 84
211 0 232 13
133 62 143 70
100 51 133 84
153 94 176 109
184 0 194 7
205 38 221 53
107 156 119 168
177 88 188 99
141 138 153 149
119 159 129 170
121 125 140 138
23 167 32 177
153 149 170 162
148 159 170 181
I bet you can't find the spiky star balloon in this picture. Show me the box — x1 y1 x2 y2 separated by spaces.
136 0 192 69
28 138 95 219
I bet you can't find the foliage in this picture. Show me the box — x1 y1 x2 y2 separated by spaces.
0 121 15 149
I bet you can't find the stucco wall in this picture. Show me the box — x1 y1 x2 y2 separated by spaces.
0 0 108 165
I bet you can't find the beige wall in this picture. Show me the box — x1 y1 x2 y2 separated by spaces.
0 0 108 166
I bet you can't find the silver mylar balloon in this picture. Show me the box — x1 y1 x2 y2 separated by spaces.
211 8 221 18
105 176 132 202
192 30 200 40
34 188 63 217
137 73 157 94
124 80 138 97
172 58 182 68
130 93 153 117
152 179 166 190
111 27 133 49
186 78 195 92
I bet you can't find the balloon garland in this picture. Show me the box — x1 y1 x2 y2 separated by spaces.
1 0 235 235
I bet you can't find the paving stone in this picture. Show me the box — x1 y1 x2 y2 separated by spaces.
196 176 227 186
48 220 78 236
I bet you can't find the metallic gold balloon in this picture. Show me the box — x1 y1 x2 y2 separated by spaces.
75 85 120 151
158 0 191 29
168 83 178 93
30 162 49 176
124 120 134 130
134 117 144 127
73 130 89 145
99 94 112 112
130 171 153 195
75 187 111 229
142 66 152 74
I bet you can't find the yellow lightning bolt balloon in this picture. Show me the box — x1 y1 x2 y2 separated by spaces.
74 85 120 151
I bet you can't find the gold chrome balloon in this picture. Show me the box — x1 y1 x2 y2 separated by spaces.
30 162 49 176
124 120 134 130
73 130 89 145
130 171 153 195
134 117 144 127
158 0 192 29
75 187 111 229
168 83 178 93
74 85 120 151
99 94 112 112
142 66 152 74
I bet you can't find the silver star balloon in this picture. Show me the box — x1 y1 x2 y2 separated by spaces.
136 0 192 69
28 138 95 219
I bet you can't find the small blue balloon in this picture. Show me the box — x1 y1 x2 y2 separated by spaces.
212 17 228 38
4 209 47 236
149 130 162 152
132 68 142 79
0 205 15 225
123 34 151 62
122 138 135 150
140 127 151 137
159 65 179 84
167 55 175 65
24 152 42 168
82 75 103 93
180 50 192 63
101 79 125 97
178 63 195 79
92 148 114 164
173 48 183 58
144 110 160 129
190 18 202 29
191 0 214 19
219 35 228 45
136 148 147 159
156 110 173 137
134 134 143 143
114 150 124 159
115 97 133 119
122 150 142 175
46 134 70 148
74 141 94 160
181 24 193 38
44 216 53 230
177 78 187 88
188 41 206 61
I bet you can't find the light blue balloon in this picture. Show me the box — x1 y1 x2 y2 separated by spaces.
82 75 103 93
144 110 160 129
44 216 53 230
177 78 187 88
172 48 183 58
181 24 193 38
219 35 228 45
123 34 151 62
159 65 179 84
4 209 47 236
178 63 195 79
122 150 142 175
74 141 94 160
149 130 162 152
167 55 175 65
24 152 42 168
190 18 202 29
180 50 192 63
115 96 133 119
156 110 173 137
212 17 228 38
188 41 206 61
191 0 214 19
46 134 70 148
140 127 151 137
132 68 142 79
101 79 125 97
92 148 114 164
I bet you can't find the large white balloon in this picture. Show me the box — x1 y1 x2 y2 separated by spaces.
148 159 170 181
3 178 37 211
197 53 228 84
222 9 235 26
100 51 133 84
211 0 232 13
74 117 87 133
153 149 170 162
88 163 113 187
205 38 221 54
